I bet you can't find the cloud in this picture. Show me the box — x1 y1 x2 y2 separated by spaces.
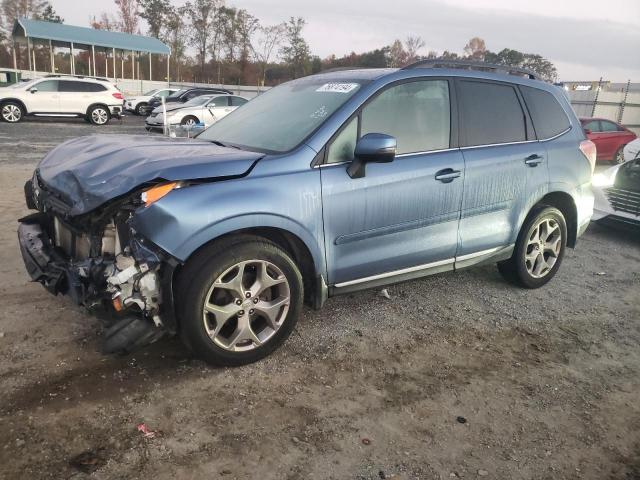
52 0 640 80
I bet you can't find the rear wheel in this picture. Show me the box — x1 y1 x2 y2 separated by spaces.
177 236 303 366
497 207 567 288
88 105 110 125
613 146 625 164
1 102 24 123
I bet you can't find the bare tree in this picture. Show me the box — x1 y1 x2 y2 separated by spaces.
253 23 285 86
162 5 188 81
463 36 486 60
184 0 222 79
405 35 425 63
1 0 48 38
90 13 118 31
115 0 139 34
139 0 170 38
280 17 310 78
387 39 407 67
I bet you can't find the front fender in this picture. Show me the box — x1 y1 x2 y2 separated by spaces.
130 165 326 278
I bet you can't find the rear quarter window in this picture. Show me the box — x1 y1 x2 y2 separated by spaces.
521 86 571 139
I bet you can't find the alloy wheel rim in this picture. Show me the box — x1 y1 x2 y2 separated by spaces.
202 259 290 352
525 218 562 278
184 118 196 127
615 149 624 164
92 108 108 124
2 105 21 122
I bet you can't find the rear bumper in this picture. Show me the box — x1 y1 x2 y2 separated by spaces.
109 105 123 118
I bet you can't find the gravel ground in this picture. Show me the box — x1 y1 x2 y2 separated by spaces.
0 116 638 480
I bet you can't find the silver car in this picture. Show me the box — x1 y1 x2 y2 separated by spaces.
145 94 248 130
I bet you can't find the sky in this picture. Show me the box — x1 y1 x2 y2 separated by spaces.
51 0 640 81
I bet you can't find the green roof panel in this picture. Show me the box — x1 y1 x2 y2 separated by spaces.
14 18 170 55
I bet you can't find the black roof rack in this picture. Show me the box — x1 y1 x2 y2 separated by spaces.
401 59 539 80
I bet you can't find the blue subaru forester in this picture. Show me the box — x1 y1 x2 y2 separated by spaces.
18 61 596 365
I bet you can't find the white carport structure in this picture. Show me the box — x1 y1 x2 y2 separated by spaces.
11 18 171 82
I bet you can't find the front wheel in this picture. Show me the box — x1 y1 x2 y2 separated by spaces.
1 102 24 123
135 103 148 116
498 207 567 288
176 236 303 366
88 105 110 125
180 115 199 127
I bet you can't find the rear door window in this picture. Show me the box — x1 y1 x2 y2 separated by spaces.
600 120 620 132
520 86 571 139
58 80 83 92
582 120 601 132
458 80 526 146
230 96 248 107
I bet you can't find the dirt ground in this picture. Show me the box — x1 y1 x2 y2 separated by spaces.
0 116 639 480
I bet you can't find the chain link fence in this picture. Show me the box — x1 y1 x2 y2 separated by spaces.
562 80 640 135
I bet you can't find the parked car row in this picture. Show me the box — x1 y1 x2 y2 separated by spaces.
144 93 248 130
123 88 179 115
580 117 637 164
0 75 124 125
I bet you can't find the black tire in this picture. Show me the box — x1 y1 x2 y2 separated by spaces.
176 235 303 366
180 115 199 127
1 101 25 123
612 146 625 165
135 103 148 116
87 105 111 125
497 206 567 289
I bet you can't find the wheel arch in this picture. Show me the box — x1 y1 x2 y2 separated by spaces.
170 220 326 309
534 191 578 247
181 114 200 125
0 98 27 114
85 102 110 116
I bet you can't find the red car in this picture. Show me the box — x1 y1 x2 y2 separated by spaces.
580 117 637 164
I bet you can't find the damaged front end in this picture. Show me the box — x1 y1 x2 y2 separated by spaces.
18 172 180 353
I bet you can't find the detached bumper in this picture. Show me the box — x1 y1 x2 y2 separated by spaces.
18 214 71 297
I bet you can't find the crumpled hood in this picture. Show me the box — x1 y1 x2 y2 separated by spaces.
37 134 263 216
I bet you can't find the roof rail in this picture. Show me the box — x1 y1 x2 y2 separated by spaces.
401 59 539 80
44 73 111 82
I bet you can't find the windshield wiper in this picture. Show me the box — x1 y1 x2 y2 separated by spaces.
210 140 242 150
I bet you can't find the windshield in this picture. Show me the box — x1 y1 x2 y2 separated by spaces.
10 79 37 89
183 95 214 107
198 78 366 152
167 89 188 99
143 89 158 96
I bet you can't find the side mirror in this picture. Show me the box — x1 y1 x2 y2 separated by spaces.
29 87 38 93
347 133 397 179
583 128 592 135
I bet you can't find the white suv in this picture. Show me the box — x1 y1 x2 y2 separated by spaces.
124 88 179 115
0 76 124 125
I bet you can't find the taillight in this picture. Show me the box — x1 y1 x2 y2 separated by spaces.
579 139 597 174
112 92 124 100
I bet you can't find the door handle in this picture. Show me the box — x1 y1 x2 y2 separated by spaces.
524 154 543 166
435 168 462 183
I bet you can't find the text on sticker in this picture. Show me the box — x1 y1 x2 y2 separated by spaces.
316 83 359 93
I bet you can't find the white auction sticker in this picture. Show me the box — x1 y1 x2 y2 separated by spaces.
316 83 359 93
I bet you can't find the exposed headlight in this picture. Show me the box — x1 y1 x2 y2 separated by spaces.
592 167 619 188
141 182 185 207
